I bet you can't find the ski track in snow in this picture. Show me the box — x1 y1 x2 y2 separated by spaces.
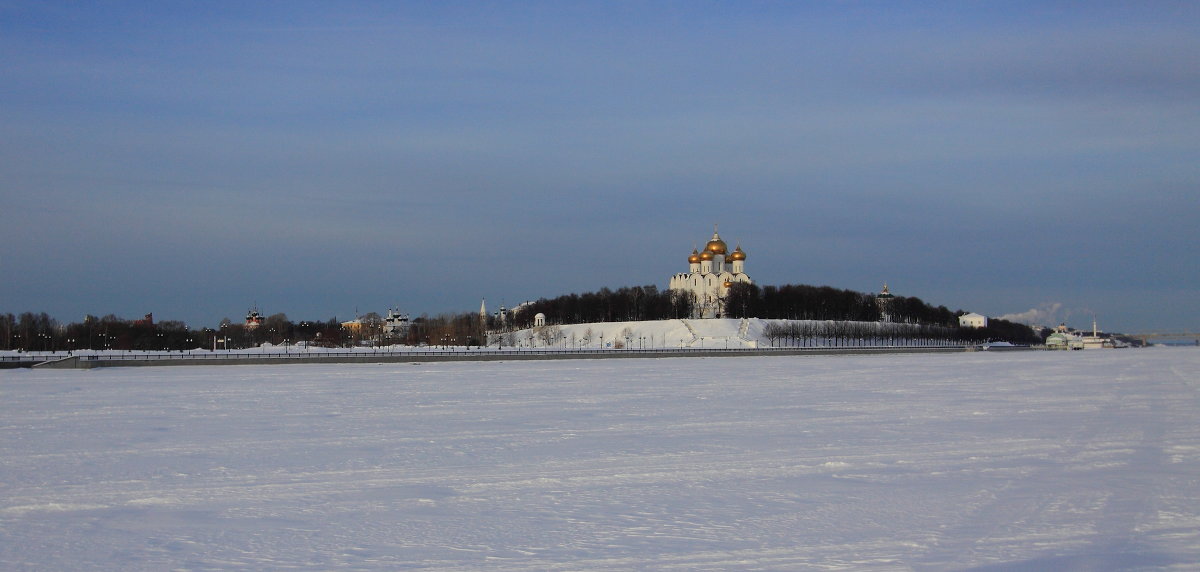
2 350 1199 570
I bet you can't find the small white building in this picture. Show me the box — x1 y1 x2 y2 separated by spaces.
959 312 988 329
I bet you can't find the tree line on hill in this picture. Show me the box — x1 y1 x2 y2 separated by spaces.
505 283 1040 344
724 283 948 323
510 285 691 327
506 283 952 327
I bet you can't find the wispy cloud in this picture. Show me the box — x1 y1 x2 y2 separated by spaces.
998 303 1063 327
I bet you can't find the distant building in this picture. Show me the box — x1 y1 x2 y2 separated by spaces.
959 312 988 328
245 308 264 329
668 226 752 318
384 308 410 337
1046 330 1082 350
875 283 895 322
340 319 362 334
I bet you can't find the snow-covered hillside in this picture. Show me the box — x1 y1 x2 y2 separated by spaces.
491 317 957 349
2 350 1198 570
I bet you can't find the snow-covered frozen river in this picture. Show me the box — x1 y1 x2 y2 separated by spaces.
2 350 1198 570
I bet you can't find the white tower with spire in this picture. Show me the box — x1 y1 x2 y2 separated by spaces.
875 283 895 322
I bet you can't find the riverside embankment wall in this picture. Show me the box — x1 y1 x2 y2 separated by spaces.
27 346 994 370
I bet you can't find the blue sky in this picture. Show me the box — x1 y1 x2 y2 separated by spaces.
2 1 1197 333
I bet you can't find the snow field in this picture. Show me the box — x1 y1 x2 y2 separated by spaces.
2 349 1199 570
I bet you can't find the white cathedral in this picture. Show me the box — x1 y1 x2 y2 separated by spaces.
668 226 752 318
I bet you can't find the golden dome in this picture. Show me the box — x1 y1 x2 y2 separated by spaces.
699 250 715 261
729 245 746 261
723 280 733 288
705 237 728 255
704 224 728 255
688 249 701 264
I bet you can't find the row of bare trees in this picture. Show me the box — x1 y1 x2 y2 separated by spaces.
0 312 368 351
1 312 58 351
760 319 1040 347
2 312 194 351
761 320 959 347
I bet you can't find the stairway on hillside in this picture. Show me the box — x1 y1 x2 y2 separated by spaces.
737 318 757 348
678 319 699 347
